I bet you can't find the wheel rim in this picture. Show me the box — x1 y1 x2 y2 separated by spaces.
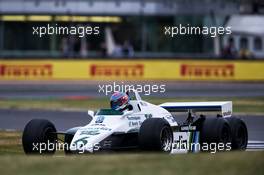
160 126 173 152
43 127 56 143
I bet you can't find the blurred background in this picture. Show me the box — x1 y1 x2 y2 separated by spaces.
0 0 263 59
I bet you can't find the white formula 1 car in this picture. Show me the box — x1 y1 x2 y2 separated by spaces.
22 90 248 154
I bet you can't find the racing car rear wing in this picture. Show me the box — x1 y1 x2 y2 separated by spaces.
159 101 232 117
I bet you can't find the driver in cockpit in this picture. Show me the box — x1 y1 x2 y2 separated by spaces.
110 92 131 112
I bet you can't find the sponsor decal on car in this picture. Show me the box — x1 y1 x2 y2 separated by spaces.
222 111 232 117
86 127 112 131
171 133 189 153
127 116 141 120
91 123 106 126
180 125 196 131
80 130 100 135
129 121 142 127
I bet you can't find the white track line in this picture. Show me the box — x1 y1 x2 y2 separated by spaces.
247 140 264 151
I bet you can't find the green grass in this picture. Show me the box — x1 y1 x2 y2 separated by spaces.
0 131 23 155
0 130 263 175
0 129 263 175
0 97 264 114
0 150 263 175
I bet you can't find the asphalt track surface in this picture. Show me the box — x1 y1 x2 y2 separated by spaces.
0 81 263 150
0 81 264 98
0 108 263 142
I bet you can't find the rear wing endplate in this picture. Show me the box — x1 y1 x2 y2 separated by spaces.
159 101 232 117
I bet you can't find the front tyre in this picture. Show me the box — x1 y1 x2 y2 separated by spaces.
22 119 57 154
139 118 173 152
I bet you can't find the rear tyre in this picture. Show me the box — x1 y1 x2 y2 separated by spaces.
200 117 231 152
226 117 248 150
139 118 173 152
22 119 57 154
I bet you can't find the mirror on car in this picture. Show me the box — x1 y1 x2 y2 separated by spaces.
127 104 133 111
